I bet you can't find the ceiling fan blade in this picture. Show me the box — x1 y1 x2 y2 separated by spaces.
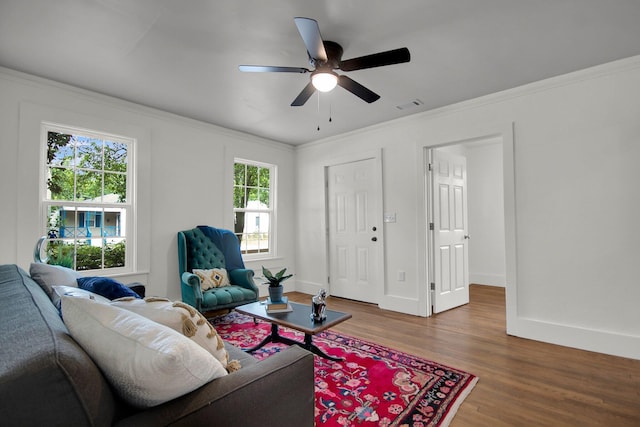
239 65 309 73
294 17 327 61
339 47 410 72
337 75 380 103
291 82 316 106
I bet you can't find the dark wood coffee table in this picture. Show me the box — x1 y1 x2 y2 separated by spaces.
234 300 352 361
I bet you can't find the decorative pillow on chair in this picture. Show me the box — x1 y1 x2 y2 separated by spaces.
193 268 230 290
61 296 227 408
111 297 239 372
77 276 142 300
30 262 81 297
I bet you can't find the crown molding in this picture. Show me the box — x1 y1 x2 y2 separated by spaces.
0 66 293 153
298 54 640 151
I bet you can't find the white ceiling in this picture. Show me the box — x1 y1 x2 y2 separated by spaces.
2 0 640 145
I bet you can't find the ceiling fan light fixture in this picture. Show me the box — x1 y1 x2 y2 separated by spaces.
311 70 338 92
239 18 410 106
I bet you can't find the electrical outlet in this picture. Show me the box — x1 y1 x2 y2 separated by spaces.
397 270 405 281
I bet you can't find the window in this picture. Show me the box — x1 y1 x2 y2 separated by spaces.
41 123 134 272
233 160 275 257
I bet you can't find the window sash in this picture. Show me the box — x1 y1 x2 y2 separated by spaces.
234 159 275 258
41 123 134 272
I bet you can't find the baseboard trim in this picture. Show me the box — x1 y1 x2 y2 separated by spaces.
294 280 323 296
378 295 423 317
510 317 640 360
295 281 425 317
469 273 506 287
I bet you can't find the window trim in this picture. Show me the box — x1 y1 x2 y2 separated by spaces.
233 158 277 259
40 122 136 274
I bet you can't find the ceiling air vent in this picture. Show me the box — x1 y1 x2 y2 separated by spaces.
396 99 424 110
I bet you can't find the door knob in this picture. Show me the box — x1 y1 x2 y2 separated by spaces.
464 234 471 239
371 237 377 242
372 226 377 231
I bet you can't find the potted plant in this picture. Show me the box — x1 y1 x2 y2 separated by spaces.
262 266 293 302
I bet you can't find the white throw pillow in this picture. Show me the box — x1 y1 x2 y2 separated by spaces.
61 296 227 408
193 268 230 290
30 262 81 297
51 285 110 311
111 297 238 371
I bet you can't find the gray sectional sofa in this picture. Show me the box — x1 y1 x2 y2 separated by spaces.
0 264 314 426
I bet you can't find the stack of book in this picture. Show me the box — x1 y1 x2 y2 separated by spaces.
264 296 293 313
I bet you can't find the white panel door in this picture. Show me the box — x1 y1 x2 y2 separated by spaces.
432 150 470 313
327 159 379 303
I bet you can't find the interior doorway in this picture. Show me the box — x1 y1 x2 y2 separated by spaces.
426 137 507 315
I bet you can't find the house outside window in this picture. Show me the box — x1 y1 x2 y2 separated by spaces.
233 160 275 257
41 123 133 272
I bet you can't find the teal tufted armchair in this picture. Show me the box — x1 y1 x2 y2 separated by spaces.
177 226 258 315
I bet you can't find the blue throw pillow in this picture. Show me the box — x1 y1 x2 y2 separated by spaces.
77 277 142 300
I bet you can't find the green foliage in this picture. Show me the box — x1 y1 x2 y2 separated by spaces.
75 244 103 270
103 141 127 202
47 241 126 271
46 131 127 202
104 241 126 268
47 132 73 197
46 240 74 268
262 266 293 287
48 168 75 200
233 162 270 209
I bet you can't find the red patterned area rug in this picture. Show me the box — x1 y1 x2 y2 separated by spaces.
211 312 478 427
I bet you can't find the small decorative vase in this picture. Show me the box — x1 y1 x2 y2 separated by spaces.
268 285 284 302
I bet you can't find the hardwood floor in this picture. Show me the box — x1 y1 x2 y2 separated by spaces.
285 286 640 426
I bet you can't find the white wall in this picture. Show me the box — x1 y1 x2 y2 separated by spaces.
466 140 506 286
0 67 296 300
295 56 640 359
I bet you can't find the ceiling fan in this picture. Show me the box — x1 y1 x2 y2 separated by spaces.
239 17 411 106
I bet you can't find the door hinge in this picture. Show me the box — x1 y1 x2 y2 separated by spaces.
430 282 435 291
428 162 432 171
429 222 434 230
327 276 330 284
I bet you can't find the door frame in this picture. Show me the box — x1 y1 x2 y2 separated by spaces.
324 149 385 304
417 123 517 328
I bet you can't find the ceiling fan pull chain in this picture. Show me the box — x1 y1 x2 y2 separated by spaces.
317 92 321 131
329 101 332 123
